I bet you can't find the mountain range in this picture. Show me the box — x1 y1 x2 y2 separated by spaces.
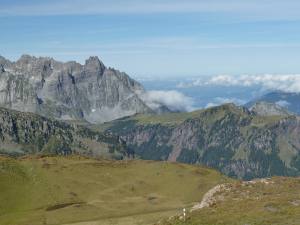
0 55 153 123
2 55 300 181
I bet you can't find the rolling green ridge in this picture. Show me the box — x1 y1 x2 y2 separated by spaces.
99 104 300 179
0 156 228 225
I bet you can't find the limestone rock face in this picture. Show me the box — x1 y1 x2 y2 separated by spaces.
0 55 152 123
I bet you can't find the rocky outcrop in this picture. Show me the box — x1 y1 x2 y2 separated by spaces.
250 101 293 116
0 107 130 159
0 55 153 123
191 183 230 211
104 104 300 179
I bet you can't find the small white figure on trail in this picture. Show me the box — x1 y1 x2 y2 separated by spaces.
183 208 186 222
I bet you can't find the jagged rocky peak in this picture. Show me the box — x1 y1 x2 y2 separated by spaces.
250 101 293 116
84 56 106 75
0 54 153 123
14 54 54 78
0 55 12 68
16 54 51 66
16 54 36 64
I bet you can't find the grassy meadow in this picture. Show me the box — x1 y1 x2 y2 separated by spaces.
0 156 228 225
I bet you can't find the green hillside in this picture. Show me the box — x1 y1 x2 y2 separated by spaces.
99 104 300 179
0 107 129 159
0 156 229 225
159 177 300 225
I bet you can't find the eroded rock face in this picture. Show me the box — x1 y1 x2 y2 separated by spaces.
0 107 129 158
0 55 152 123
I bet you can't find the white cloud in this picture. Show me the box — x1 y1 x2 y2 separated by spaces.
140 90 195 112
276 100 290 107
178 74 300 93
205 97 246 108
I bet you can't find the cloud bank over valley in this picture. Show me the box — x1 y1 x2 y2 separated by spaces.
177 74 300 93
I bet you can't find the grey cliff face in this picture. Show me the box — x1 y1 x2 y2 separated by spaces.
0 55 152 123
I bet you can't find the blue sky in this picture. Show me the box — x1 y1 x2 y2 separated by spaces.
1 0 300 77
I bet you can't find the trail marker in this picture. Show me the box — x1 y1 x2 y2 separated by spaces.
183 208 186 222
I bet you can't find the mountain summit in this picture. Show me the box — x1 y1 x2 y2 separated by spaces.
0 55 152 123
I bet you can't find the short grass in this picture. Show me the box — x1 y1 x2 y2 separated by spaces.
132 110 204 126
0 156 229 225
160 177 300 225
